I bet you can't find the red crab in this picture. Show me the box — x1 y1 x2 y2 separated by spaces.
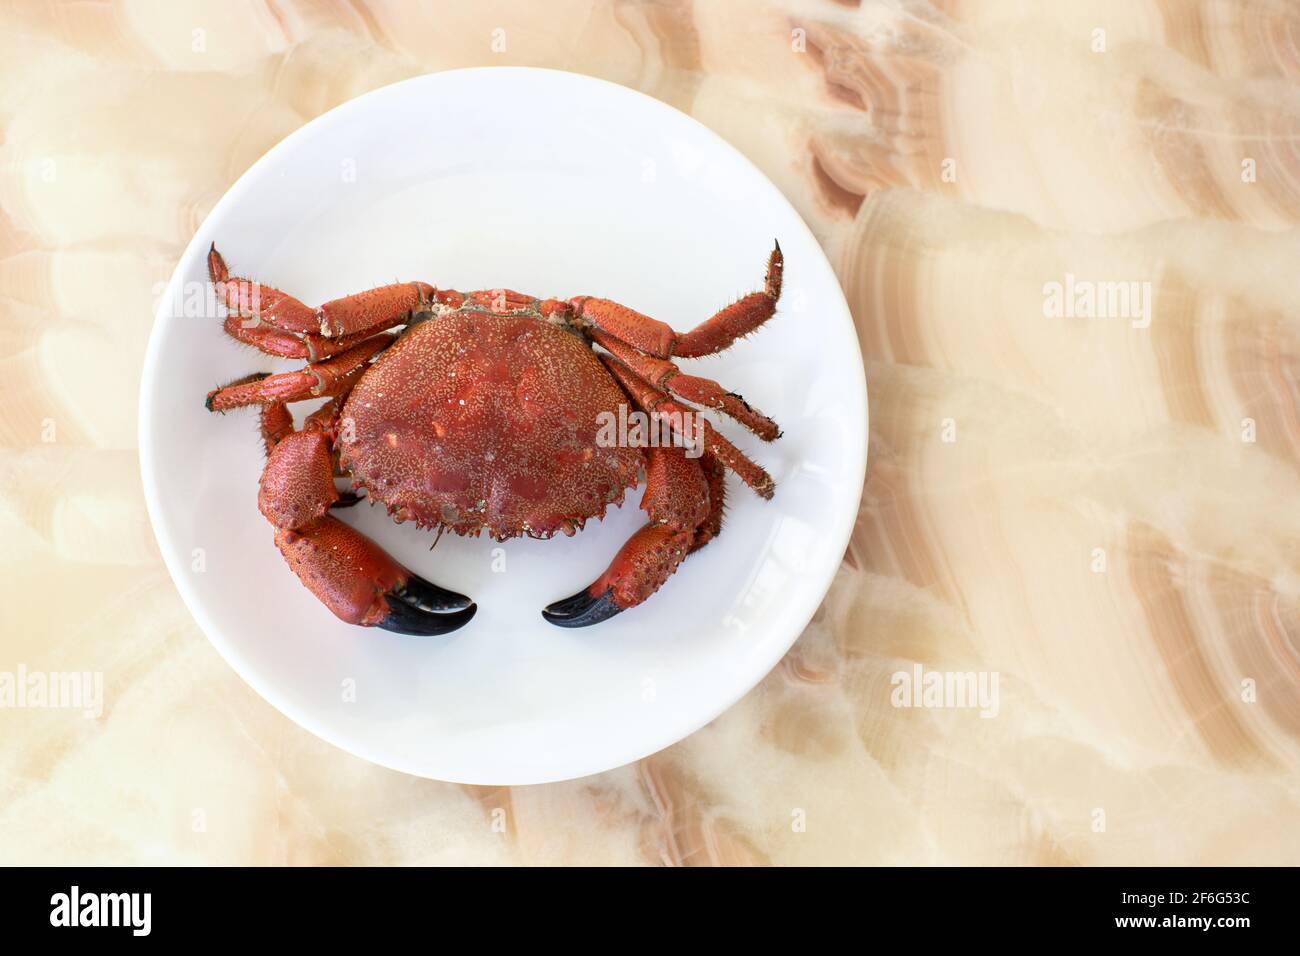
204 242 783 634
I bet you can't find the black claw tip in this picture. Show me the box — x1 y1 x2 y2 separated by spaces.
542 587 623 628
378 600 476 637
393 573 474 612
376 574 476 636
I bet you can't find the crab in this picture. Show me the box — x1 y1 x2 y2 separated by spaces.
203 241 784 635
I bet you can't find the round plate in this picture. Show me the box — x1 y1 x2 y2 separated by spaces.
139 68 867 784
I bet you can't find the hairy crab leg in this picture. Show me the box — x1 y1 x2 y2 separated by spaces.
600 354 775 500
671 241 782 357
567 242 782 359
315 282 435 339
208 244 435 346
204 333 393 412
689 451 727 553
543 447 710 627
566 297 676 357
206 375 297 454
208 244 318 334
220 313 390 362
591 330 780 441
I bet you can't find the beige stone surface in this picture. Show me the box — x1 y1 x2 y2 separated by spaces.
1 0 1298 865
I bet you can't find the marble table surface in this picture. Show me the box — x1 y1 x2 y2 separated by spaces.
2 0 1298 865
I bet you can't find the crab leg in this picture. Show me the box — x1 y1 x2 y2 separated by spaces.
259 401 295 455
208 245 435 348
591 331 780 441
568 242 782 359
543 447 710 627
220 314 390 362
672 241 783 357
689 451 727 553
600 354 775 499
316 282 436 339
205 333 393 412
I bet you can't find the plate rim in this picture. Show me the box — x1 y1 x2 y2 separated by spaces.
137 66 869 784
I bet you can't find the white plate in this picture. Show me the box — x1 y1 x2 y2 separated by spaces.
139 68 867 784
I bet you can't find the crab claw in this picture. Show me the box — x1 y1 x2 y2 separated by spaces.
542 524 693 628
379 574 476 636
275 516 475 637
542 587 622 628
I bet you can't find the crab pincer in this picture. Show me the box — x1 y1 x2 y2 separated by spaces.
543 525 695 627
542 586 623 628
275 517 475 636
250 397 475 636
543 447 713 627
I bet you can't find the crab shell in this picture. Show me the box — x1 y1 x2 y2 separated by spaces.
337 292 644 540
